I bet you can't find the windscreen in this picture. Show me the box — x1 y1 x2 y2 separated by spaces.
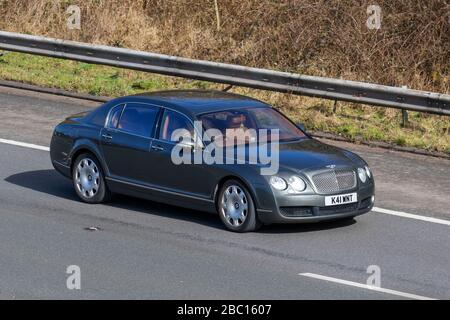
198 107 306 146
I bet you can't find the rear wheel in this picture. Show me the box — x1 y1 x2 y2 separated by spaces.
217 180 262 232
72 153 111 203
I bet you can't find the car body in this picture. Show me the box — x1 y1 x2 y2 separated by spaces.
50 90 375 232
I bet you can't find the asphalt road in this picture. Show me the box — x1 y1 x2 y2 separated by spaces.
0 86 449 299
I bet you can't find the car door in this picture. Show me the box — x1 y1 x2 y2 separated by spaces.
146 108 216 199
100 102 161 183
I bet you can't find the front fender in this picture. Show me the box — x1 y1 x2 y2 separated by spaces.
214 164 277 212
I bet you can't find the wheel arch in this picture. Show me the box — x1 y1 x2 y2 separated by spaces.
214 175 261 212
69 140 108 177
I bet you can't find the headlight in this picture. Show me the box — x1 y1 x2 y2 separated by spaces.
365 165 372 179
357 167 367 183
270 176 288 190
288 176 306 192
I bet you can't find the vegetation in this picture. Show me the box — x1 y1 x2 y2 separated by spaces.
0 0 448 153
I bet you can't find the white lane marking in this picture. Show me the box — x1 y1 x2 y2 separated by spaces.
0 137 449 228
0 138 49 151
299 273 436 300
373 207 450 227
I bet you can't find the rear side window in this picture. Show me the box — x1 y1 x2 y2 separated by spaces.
117 103 159 137
107 104 124 128
85 108 109 127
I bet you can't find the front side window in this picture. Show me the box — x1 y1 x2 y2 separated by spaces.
159 109 194 142
117 103 159 137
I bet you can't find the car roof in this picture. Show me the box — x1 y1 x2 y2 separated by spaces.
125 90 270 117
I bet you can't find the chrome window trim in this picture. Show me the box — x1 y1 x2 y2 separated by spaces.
104 101 162 139
105 127 154 140
104 102 204 147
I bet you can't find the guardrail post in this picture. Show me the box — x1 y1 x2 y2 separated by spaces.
401 109 409 127
402 109 409 127
401 86 409 127
222 84 233 92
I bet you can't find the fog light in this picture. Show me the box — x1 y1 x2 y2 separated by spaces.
371 195 375 203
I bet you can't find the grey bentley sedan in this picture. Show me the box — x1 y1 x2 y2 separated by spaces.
50 90 375 232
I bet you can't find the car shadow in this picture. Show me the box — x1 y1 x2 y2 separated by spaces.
5 169 356 234
258 217 356 234
5 169 79 201
4 169 222 230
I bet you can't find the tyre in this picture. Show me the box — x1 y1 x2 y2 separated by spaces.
72 153 111 204
217 179 262 232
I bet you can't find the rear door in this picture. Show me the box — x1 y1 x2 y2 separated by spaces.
100 102 161 183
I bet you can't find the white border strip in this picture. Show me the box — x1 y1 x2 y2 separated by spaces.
0 138 49 151
373 207 450 226
299 273 436 300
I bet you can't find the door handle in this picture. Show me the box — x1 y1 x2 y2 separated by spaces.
151 145 164 151
102 133 113 140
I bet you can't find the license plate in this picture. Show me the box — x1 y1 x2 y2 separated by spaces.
325 192 357 206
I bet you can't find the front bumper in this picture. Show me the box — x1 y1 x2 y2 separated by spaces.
256 183 375 224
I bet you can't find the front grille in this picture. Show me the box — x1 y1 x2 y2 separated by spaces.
280 206 314 217
311 169 356 193
280 198 372 218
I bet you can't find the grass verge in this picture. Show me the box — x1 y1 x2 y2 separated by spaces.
0 52 449 154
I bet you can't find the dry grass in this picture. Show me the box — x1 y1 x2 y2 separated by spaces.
0 0 448 92
0 0 449 152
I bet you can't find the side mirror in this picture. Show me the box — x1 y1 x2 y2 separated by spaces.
178 137 203 152
296 122 306 132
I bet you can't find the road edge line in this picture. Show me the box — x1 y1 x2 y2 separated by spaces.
299 273 436 300
0 138 49 151
372 207 450 226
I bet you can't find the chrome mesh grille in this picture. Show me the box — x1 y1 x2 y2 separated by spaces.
311 169 356 193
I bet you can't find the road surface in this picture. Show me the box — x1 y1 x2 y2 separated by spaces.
0 86 449 299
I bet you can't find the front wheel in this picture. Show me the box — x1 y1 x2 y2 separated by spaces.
217 180 262 232
72 153 111 204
